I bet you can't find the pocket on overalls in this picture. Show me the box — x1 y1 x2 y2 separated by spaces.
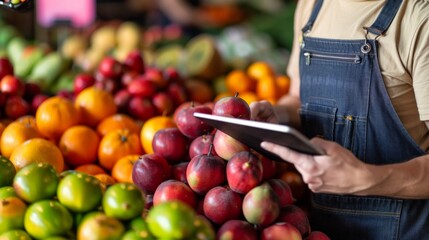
299 103 337 141
310 193 401 240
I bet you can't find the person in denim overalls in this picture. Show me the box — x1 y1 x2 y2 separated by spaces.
251 0 429 239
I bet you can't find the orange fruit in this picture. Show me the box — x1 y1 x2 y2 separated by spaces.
239 91 259 105
10 138 64 173
35 96 80 140
1 121 41 158
96 114 140 137
74 163 106 175
225 69 256 93
256 75 279 101
111 154 140 183
276 75 291 97
59 125 100 167
16 115 37 127
247 61 275 80
185 79 214 104
140 116 176 154
94 173 117 191
74 86 117 127
98 129 143 171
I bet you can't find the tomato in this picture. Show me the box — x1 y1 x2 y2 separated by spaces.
0 229 32 240
102 183 145 221
77 212 125 240
0 197 27 234
0 156 15 187
146 201 196 239
13 162 59 203
24 200 73 239
57 172 103 213
0 187 16 199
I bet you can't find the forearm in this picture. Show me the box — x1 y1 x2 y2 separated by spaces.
274 94 301 128
357 154 429 199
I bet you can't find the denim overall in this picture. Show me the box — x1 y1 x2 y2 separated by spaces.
299 0 429 239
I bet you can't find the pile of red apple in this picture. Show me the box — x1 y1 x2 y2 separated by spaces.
0 57 51 120
73 50 190 121
131 94 330 240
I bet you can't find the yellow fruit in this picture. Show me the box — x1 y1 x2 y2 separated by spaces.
140 116 176 154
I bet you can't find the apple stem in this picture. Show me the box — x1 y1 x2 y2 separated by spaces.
208 144 214 157
234 92 239 98
191 101 195 108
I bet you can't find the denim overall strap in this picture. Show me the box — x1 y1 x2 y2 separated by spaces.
366 0 403 36
299 0 429 239
301 0 323 34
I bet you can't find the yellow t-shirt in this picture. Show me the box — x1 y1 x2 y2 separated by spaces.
289 0 429 151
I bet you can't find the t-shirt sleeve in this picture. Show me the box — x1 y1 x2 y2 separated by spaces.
412 16 429 121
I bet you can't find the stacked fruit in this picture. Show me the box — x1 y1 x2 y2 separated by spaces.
214 61 291 106
132 94 330 239
0 157 214 239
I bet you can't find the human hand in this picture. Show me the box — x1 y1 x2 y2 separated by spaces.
250 100 279 123
261 138 370 195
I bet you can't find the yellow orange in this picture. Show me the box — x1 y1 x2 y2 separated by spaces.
247 61 275 80
111 154 140 183
74 86 117 127
239 91 259 105
276 75 291 97
256 75 279 101
140 116 176 154
1 121 41 158
225 69 256 93
98 129 143 171
75 163 106 175
96 114 140 136
59 125 100 167
36 96 80 140
10 138 64 173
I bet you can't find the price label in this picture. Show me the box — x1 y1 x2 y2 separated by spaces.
36 0 95 28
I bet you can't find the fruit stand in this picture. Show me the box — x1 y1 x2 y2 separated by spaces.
0 1 331 239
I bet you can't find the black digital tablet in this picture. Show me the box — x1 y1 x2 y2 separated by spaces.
193 112 325 162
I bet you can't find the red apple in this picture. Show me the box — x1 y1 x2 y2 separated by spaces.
175 103 213 139
259 155 278 181
0 75 24 95
203 186 243 225
173 101 200 123
127 78 157 98
0 92 6 107
0 57 14 80
97 56 123 79
144 67 168 89
217 220 258 240
127 97 156 121
212 93 251 119
23 82 42 101
186 149 226 195
31 94 49 114
56 90 75 100
163 67 182 84
121 71 138 87
167 82 189 107
280 171 307 201
305 231 331 240
152 92 174 116
152 127 190 164
226 151 263 194
213 130 249 160
266 179 294 207
153 179 197 209
123 50 145 74
93 77 117 94
132 153 172 194
188 134 218 159
73 74 95 94
5 95 30 119
277 204 311 237
242 182 280 227
261 222 302 240
171 162 189 184
114 89 132 113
